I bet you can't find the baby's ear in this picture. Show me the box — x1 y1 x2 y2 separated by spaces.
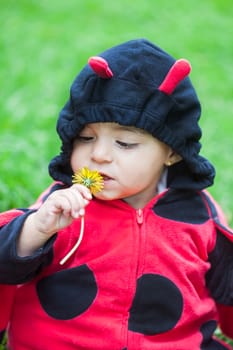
165 151 182 167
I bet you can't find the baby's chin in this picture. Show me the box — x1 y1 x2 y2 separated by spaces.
93 190 121 202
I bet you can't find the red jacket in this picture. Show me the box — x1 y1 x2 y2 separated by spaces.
0 183 233 349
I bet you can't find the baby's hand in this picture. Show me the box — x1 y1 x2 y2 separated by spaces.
33 184 92 237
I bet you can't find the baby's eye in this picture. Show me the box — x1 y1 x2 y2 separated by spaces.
116 140 138 149
77 135 94 143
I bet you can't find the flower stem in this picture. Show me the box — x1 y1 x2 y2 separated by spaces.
59 215 85 265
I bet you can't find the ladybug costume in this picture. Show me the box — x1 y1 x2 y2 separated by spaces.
0 39 233 349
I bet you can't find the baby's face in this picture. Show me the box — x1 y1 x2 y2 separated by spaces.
71 122 172 208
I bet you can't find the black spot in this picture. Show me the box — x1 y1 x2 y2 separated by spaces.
36 264 97 320
200 321 228 349
128 274 183 335
153 189 209 224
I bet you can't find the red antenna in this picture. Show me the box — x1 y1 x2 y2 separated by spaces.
88 56 113 79
159 59 191 95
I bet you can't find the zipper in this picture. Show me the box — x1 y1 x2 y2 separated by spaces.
136 208 144 224
134 208 144 275
125 208 144 348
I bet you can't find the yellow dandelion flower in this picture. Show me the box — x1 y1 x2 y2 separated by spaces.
72 167 104 194
60 167 104 265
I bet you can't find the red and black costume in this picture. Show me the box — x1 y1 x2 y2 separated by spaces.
0 39 232 349
0 183 233 349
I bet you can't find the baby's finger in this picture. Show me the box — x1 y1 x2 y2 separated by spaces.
71 184 92 200
50 195 73 217
65 186 91 218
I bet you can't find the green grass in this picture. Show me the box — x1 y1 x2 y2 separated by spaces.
0 0 233 347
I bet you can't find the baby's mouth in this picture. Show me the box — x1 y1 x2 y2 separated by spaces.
100 173 113 181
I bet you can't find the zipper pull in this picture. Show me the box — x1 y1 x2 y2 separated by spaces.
136 209 143 224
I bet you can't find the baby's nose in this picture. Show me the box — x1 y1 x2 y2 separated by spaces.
91 141 112 163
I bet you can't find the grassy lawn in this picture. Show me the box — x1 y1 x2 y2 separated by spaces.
0 0 232 347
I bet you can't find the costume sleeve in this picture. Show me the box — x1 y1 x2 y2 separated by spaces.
200 192 233 341
0 209 55 284
201 192 233 305
0 182 66 285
